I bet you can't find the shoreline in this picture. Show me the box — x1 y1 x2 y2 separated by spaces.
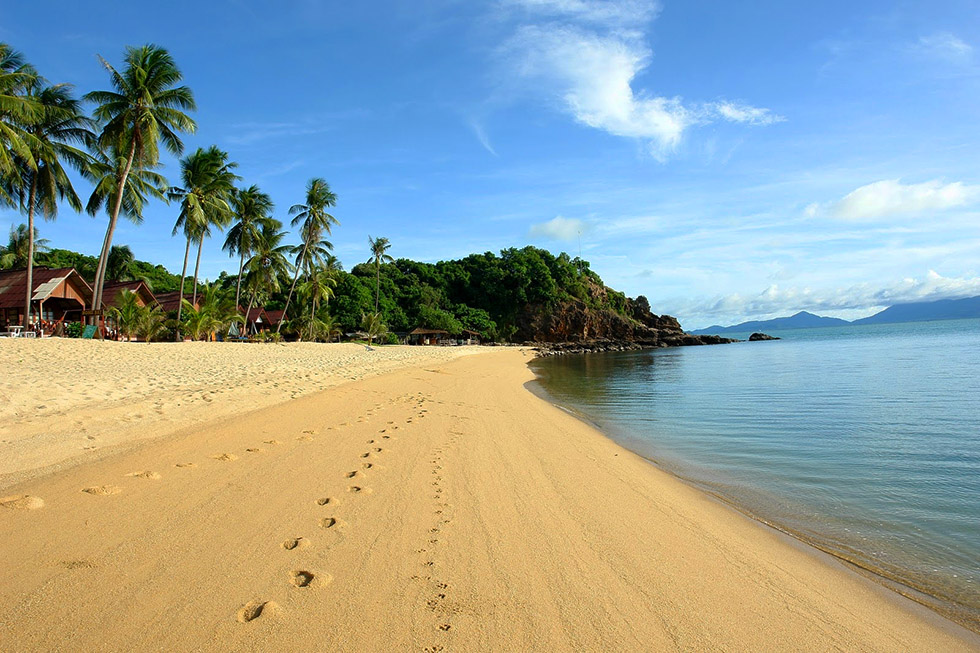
526 371 980 635
1 344 977 650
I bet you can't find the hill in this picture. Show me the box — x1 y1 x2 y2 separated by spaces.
692 296 980 335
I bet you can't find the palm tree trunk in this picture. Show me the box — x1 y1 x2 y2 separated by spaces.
192 237 204 305
235 250 245 311
22 177 37 330
176 235 191 340
375 260 380 312
245 288 256 336
278 242 308 334
93 138 137 319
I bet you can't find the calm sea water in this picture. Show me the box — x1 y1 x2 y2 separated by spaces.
530 319 980 630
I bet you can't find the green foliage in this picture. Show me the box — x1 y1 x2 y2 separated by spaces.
179 286 242 341
64 321 82 338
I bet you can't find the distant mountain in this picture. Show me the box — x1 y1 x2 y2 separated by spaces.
691 311 850 335
691 296 980 335
850 296 980 325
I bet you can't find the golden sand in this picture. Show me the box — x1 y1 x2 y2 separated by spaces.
0 342 976 651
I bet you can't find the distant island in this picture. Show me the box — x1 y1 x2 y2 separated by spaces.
691 296 980 335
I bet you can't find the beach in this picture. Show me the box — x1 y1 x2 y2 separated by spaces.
0 341 977 651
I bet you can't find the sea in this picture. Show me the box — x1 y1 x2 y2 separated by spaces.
529 318 980 631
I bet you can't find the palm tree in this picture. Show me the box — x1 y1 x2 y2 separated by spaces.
0 43 39 203
106 244 135 281
298 266 337 340
169 146 238 334
361 311 387 347
368 235 393 313
224 184 274 310
320 312 342 343
242 222 291 332
279 178 338 333
84 44 196 319
106 288 142 341
135 304 167 343
1 223 48 269
180 286 242 341
86 144 168 251
7 81 94 327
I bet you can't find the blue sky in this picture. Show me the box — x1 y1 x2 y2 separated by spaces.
2 0 978 329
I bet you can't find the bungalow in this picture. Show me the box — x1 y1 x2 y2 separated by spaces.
244 307 270 334
0 267 92 332
154 291 200 314
103 280 157 310
407 327 449 346
460 329 483 345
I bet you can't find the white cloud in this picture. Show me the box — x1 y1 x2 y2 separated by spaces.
498 1 780 157
671 270 980 328
830 179 980 220
529 215 588 241
469 120 498 156
916 33 973 62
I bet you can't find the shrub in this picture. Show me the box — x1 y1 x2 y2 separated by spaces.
65 321 82 338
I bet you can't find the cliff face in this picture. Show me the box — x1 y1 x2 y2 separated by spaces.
514 286 732 352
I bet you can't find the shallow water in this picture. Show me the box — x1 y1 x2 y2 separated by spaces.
530 319 980 629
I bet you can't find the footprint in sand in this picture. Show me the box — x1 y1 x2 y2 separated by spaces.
347 486 372 494
0 494 44 510
296 435 313 442
360 452 371 458
211 453 239 461
81 485 121 496
282 537 310 551
263 440 281 445
237 600 278 623
126 471 161 480
175 462 196 468
316 497 335 506
245 448 262 453
319 517 345 529
289 569 331 588
346 471 359 479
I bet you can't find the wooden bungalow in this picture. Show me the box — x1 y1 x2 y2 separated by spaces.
264 309 287 328
0 267 92 333
154 291 200 314
244 307 270 334
407 327 450 346
103 280 157 310
460 329 483 345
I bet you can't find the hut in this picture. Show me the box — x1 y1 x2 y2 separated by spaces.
154 291 200 314
264 309 287 329
407 327 449 346
0 267 92 333
244 307 270 334
460 329 482 345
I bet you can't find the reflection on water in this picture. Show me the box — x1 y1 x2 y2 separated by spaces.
530 319 980 630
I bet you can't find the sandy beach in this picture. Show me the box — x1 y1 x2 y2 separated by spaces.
0 341 977 651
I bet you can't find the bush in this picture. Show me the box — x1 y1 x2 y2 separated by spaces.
64 321 82 338
384 332 399 345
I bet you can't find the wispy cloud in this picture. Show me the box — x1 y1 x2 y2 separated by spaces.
469 120 498 156
497 0 781 158
224 121 333 147
529 215 589 241
915 32 974 63
828 179 980 221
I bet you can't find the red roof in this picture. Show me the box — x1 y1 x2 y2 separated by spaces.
154 291 198 313
0 267 92 309
245 307 268 323
103 280 157 309
265 309 286 324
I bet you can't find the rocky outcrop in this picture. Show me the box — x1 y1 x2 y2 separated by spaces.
748 332 780 341
514 291 735 356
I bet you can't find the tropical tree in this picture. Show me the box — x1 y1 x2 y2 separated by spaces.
106 244 135 281
105 288 143 340
224 184 274 310
320 312 342 343
367 235 393 313
361 311 386 347
279 178 338 333
242 222 291 331
84 44 196 319
179 285 242 341
0 223 48 269
169 146 239 334
298 266 337 340
7 80 94 327
135 304 167 343
0 43 39 203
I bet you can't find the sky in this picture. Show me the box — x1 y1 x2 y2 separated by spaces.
2 0 978 329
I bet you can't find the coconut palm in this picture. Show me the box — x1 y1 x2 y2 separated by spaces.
7 81 94 327
106 244 135 281
86 145 168 246
169 146 238 334
298 266 337 340
179 286 242 341
135 304 167 343
0 223 48 269
367 235 393 313
224 184 274 310
0 43 39 202
320 312 342 343
242 222 291 332
361 311 386 347
279 178 338 333
84 44 196 318
105 288 143 341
